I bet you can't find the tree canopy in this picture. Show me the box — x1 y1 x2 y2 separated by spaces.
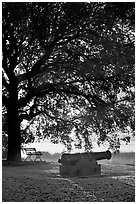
2 2 135 158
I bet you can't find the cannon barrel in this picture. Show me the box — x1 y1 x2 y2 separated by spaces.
58 150 111 165
91 150 111 161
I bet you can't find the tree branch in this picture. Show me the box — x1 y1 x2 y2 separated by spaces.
2 95 9 107
19 111 43 122
44 110 82 123
2 76 10 90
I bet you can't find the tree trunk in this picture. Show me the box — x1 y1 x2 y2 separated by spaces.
7 105 21 162
7 83 21 162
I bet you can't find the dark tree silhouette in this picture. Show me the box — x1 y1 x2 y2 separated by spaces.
2 2 135 161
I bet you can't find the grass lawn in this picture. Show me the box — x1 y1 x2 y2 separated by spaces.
2 156 135 202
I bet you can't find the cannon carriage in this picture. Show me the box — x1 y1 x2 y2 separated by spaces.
58 150 111 177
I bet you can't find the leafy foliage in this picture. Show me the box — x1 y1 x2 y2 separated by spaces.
2 2 135 152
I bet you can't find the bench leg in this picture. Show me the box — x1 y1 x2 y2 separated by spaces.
34 155 42 161
25 155 33 161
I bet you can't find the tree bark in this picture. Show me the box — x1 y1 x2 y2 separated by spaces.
7 106 21 162
6 82 21 162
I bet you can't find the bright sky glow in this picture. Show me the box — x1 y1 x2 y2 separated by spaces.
23 138 135 155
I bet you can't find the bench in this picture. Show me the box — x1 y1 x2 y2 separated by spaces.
23 148 43 161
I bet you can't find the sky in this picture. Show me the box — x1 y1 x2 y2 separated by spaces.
23 137 135 155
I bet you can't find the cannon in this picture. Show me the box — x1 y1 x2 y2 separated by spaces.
58 150 111 177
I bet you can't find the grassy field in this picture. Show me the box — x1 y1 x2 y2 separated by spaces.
101 152 135 165
2 152 135 202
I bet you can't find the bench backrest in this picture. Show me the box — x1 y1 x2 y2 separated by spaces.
23 148 36 153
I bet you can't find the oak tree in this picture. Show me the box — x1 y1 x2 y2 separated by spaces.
2 2 135 161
